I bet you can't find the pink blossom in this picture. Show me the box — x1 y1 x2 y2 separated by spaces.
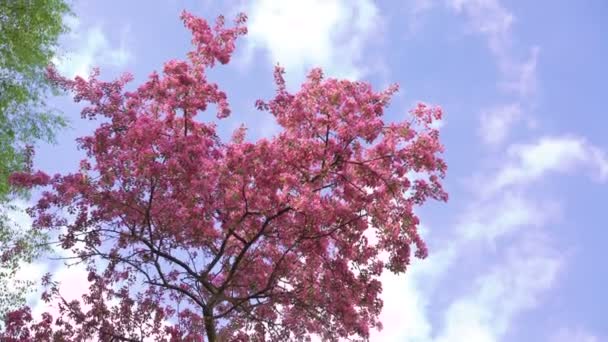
4 11 447 342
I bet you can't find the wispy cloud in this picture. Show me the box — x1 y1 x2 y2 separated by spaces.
478 103 522 146
235 0 384 137
447 0 514 56
374 131 608 340
372 190 563 341
457 192 560 244
243 0 382 83
369 136 571 340
433 233 561 342
52 17 133 78
369 124 608 341
499 46 539 97
447 0 540 150
404 0 540 148
488 136 608 194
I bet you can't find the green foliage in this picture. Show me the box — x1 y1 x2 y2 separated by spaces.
0 0 72 320
0 203 50 317
0 0 72 200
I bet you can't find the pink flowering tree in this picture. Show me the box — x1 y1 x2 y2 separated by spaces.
1 11 447 342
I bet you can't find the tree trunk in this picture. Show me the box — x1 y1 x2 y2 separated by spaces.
203 306 217 342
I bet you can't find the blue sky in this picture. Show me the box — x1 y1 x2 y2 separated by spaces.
10 0 608 341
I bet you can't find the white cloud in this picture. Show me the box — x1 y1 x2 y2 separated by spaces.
53 17 132 78
374 268 433 341
435 233 561 342
1 200 95 322
447 0 514 56
457 192 559 245
471 3 538 97
235 3 593 341
244 0 381 83
411 0 436 13
489 136 608 194
30 263 90 319
3 200 30 231
369 132 608 340
479 103 521 146
401 0 437 35
368 163 565 340
371 195 563 342
448 0 539 138
0 201 50 317
442 0 541 147
236 0 383 138
500 46 539 97
3 201 41 283
408 0 539 144
375 133 606 341
405 0 518 63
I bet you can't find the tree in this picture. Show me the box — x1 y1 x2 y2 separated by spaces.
1 11 447 342
0 0 71 198
0 200 50 319
0 0 71 321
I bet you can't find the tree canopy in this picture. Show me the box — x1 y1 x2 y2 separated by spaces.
0 0 71 322
1 11 447 342
0 0 71 199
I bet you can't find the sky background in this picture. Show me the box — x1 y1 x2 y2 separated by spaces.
9 0 608 341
